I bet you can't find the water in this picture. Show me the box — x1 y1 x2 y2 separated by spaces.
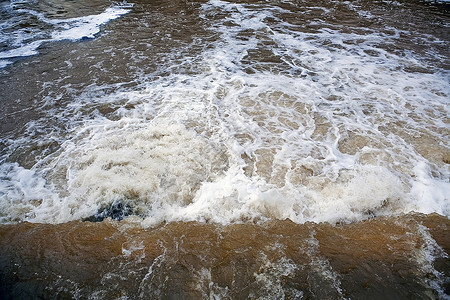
0 0 449 298
0 214 448 299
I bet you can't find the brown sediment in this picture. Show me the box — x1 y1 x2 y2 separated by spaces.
0 213 448 299
443 152 450 164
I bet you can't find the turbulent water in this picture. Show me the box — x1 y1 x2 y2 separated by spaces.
0 0 449 298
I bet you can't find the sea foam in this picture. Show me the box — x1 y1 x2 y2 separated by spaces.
0 0 448 226
0 2 132 64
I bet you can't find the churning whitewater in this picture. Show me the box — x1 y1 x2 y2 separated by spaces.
0 0 449 226
0 0 449 298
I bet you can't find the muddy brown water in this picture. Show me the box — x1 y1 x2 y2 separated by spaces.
0 0 449 298
0 213 448 299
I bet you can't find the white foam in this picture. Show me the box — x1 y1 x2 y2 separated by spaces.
409 162 450 216
0 163 59 223
0 59 12 68
0 40 42 59
49 6 133 41
0 3 132 63
415 224 449 298
0 0 449 225
5 119 228 223
253 254 299 298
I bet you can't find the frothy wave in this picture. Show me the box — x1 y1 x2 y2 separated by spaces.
0 2 132 64
0 0 449 226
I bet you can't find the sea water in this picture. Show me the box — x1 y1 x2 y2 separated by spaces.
0 0 449 298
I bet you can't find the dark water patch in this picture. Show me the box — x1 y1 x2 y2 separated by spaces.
83 201 134 222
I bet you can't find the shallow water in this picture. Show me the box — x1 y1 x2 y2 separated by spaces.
0 214 448 299
0 0 449 298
